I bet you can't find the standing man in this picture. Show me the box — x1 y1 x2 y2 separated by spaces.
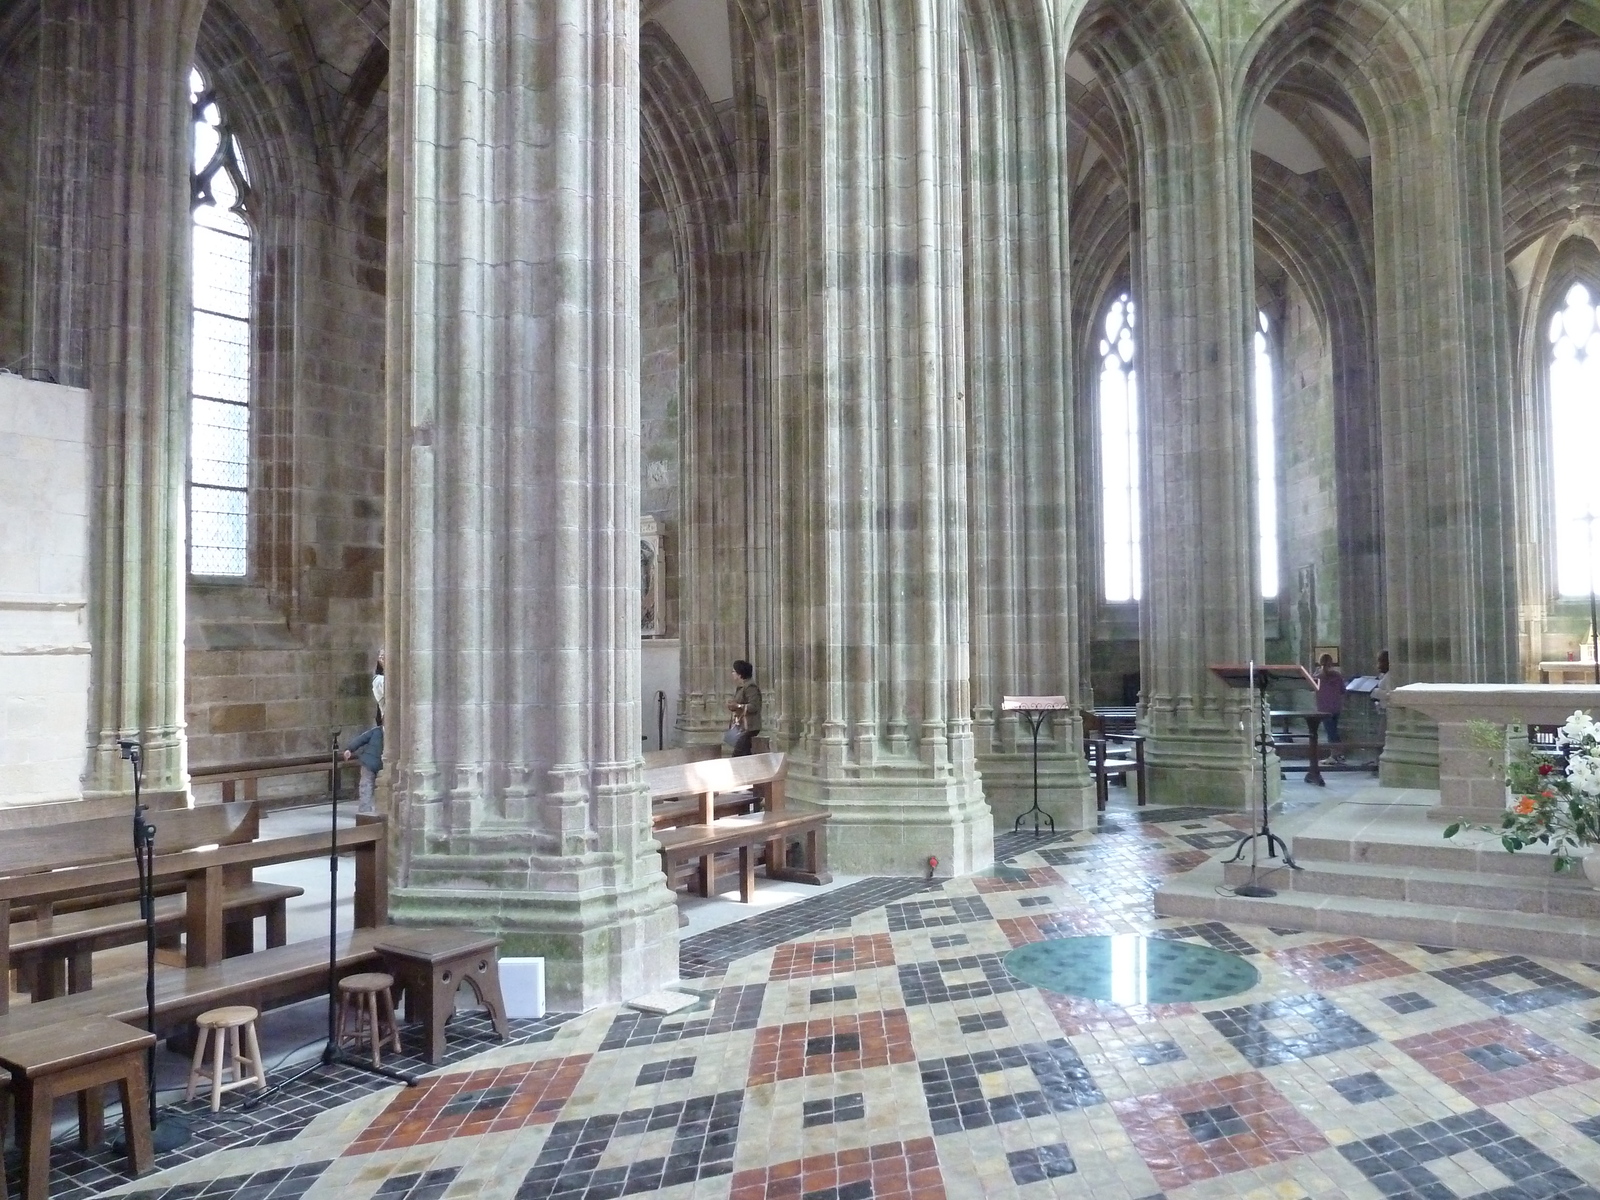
728 660 762 757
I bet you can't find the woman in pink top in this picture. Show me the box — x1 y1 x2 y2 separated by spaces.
1315 654 1346 747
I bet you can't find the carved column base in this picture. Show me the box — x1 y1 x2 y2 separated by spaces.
392 843 680 1012
975 750 1097 831
1144 717 1274 810
1380 709 1440 789
789 770 993 876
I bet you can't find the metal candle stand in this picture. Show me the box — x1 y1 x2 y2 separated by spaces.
1208 663 1304 897
1002 696 1069 836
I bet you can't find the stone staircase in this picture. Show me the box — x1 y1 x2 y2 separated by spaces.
1154 788 1600 960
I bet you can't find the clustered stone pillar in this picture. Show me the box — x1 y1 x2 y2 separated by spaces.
386 0 679 1010
962 2 1096 829
1082 18 1264 807
26 0 198 801
761 0 993 875
1372 84 1519 787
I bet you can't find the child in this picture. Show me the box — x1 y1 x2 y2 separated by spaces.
344 715 383 815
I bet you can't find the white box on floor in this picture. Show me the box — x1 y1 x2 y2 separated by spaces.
500 957 546 1018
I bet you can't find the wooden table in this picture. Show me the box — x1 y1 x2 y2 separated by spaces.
1273 710 1328 786
374 929 509 1063
0 1016 154 1200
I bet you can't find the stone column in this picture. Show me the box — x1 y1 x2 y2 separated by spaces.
763 0 992 875
1084 21 1262 807
26 1 199 800
962 2 1095 829
387 0 678 1010
1372 92 1519 787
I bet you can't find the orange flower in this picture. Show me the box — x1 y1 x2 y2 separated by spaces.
1514 796 1537 815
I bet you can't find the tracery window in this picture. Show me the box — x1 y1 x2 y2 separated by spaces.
1254 311 1280 599
1100 293 1141 602
1552 282 1600 596
188 66 253 577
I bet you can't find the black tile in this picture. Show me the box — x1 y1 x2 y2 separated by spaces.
1153 921 1260 957
803 1181 873 1200
1380 991 1435 1015
802 1093 865 1128
1006 1142 1076 1184
678 877 939 978
1176 830 1245 850
898 953 1032 1007
1430 955 1599 1015
806 1032 861 1056
919 1039 1104 1134
1330 1071 1397 1104
373 1168 462 1200
1203 993 1378 1068
438 1084 517 1118
600 984 766 1050
958 1010 1009 1035
812 947 853 963
885 895 992 931
1128 1040 1185 1066
1338 1109 1600 1200
1317 952 1361 973
1182 1103 1250 1143
517 1091 744 1200
1038 847 1088 867
1017 895 1053 908
929 934 969 949
635 1056 696 1085
1463 1042 1530 1073
810 985 858 1004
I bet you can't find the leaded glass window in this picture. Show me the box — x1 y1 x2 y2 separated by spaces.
1551 282 1600 596
1255 311 1280 599
189 66 252 577
1100 294 1141 602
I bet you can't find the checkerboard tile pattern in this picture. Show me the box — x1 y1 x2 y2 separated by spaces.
50 803 1600 1200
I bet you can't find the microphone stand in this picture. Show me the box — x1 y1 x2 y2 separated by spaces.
117 739 191 1151
244 729 416 1107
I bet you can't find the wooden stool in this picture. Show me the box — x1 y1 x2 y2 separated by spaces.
186 1005 266 1111
337 972 402 1066
376 930 509 1064
0 1017 154 1200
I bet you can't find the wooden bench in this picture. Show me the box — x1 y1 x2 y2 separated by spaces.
643 752 789 826
656 808 831 902
1086 734 1146 810
12 880 303 1002
0 803 305 1002
191 753 358 806
0 817 387 1014
642 746 721 769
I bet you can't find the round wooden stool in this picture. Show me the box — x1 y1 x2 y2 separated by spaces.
186 1005 267 1112
337 972 402 1066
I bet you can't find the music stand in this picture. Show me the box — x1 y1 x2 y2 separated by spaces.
1208 663 1309 896
1002 696 1068 835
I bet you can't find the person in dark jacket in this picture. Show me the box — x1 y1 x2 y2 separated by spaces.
343 715 383 815
727 660 762 757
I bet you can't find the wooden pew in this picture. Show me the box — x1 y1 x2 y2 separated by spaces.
643 752 788 826
0 817 385 1014
642 746 720 769
656 808 831 902
190 753 359 805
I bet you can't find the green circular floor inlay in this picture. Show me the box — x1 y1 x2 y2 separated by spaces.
1003 935 1259 1005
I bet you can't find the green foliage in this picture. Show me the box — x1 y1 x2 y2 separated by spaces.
1443 710 1600 875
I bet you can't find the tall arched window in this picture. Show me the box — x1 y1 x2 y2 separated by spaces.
1254 311 1280 599
188 66 253 577
1100 293 1141 602
1551 282 1600 596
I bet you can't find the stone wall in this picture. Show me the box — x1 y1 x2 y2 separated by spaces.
0 33 32 370
0 377 89 804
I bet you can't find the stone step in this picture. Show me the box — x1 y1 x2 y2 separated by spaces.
1219 856 1600 920
1286 829 1583 880
1155 855 1600 961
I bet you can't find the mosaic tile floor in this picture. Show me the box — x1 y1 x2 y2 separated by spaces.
41 802 1600 1197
